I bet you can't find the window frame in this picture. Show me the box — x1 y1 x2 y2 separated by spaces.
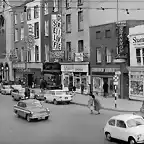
15 28 18 42
20 27 24 40
34 22 39 39
108 119 116 126
96 31 101 39
105 47 112 63
96 47 101 63
35 45 39 62
66 0 71 9
105 29 111 38
66 14 71 33
78 40 84 53
78 11 83 31
116 120 127 128
27 8 31 21
136 48 141 64
66 41 71 60
34 5 39 19
77 0 83 6
44 3 49 15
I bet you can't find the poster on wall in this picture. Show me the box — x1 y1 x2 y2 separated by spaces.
51 14 62 51
93 77 101 92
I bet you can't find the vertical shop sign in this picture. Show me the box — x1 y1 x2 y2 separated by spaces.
116 22 126 58
51 14 62 50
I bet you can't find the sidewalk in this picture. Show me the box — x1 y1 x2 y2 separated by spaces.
33 88 142 112
72 93 142 112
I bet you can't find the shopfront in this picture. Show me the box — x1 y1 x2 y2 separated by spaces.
91 67 121 96
61 62 89 94
129 68 144 101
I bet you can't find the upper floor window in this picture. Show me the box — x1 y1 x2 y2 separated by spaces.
34 5 39 18
66 41 71 60
105 29 111 38
96 31 101 39
27 50 31 62
136 48 141 64
44 3 48 15
53 0 58 12
96 47 101 63
27 8 31 20
15 28 18 41
34 22 39 39
45 21 49 36
20 27 24 40
105 47 112 63
66 0 71 9
45 44 49 61
66 14 71 33
77 0 83 6
35 45 39 62
20 12 24 22
78 11 83 31
78 40 84 52
14 14 17 24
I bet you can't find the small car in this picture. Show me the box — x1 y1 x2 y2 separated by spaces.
104 114 144 144
14 99 50 122
44 90 73 105
11 89 34 101
1 85 13 95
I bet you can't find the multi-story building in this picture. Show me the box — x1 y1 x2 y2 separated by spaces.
129 25 144 101
89 20 144 99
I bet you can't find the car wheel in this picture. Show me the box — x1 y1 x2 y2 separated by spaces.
26 115 31 122
15 111 20 118
53 99 58 105
128 137 136 144
45 116 49 120
67 101 70 104
105 132 112 141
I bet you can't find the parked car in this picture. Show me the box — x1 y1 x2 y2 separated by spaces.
13 99 50 122
11 89 34 101
1 85 14 95
11 85 25 92
104 114 144 144
44 90 73 105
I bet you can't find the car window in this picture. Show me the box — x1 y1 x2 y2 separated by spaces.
116 120 126 128
127 118 144 128
17 102 23 107
56 91 66 95
49 91 55 95
108 119 115 126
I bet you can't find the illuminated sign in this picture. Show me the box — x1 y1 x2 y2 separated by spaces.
51 14 62 50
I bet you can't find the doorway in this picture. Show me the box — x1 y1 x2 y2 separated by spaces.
28 74 33 88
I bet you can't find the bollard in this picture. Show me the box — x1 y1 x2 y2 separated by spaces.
114 85 117 108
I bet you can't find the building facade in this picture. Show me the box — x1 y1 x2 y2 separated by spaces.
129 25 144 101
90 20 144 99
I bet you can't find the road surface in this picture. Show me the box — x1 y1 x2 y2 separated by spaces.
0 94 125 144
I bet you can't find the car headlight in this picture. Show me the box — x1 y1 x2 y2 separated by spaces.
137 134 142 140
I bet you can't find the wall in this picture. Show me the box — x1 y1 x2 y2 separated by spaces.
129 25 144 66
26 0 41 62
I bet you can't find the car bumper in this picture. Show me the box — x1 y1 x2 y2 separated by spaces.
30 114 50 120
57 99 72 102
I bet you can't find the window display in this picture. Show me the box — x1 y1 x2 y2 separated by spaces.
93 77 101 92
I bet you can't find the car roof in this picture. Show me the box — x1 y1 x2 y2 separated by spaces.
110 114 142 121
20 99 40 104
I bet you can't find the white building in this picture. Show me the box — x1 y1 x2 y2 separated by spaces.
128 25 144 100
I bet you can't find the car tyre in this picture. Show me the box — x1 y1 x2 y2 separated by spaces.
105 132 112 141
128 137 136 144
26 115 31 122
53 99 58 105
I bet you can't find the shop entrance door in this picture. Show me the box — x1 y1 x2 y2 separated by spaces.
63 75 69 91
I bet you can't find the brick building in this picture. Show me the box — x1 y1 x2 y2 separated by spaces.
90 20 144 99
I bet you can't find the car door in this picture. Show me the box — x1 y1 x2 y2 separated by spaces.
116 120 128 141
17 102 24 117
106 119 117 138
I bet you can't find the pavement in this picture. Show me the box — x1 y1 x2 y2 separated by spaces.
0 94 123 144
33 88 142 112
72 93 142 112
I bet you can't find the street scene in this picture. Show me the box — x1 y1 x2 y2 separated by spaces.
0 93 125 144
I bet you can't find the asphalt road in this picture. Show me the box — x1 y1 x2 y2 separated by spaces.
0 94 125 144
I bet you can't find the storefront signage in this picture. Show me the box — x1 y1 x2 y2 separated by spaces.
74 53 83 62
132 35 144 46
50 51 64 59
92 68 120 73
51 14 62 50
61 64 88 72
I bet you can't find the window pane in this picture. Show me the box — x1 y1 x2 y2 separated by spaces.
136 49 141 56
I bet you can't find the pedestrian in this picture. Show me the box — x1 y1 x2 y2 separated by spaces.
88 93 94 114
25 86 30 99
81 82 84 94
103 82 108 98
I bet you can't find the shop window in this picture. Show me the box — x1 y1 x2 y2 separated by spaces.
136 49 141 64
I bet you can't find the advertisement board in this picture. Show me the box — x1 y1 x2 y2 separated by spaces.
51 14 62 50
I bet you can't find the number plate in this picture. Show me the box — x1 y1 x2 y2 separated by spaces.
65 97 68 99
38 116 45 120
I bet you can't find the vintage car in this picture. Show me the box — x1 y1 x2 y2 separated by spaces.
104 114 144 144
11 89 35 101
34 92 46 101
11 85 25 92
1 85 14 95
44 90 73 105
14 99 50 122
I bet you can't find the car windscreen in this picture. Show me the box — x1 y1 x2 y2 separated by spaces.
27 102 42 108
56 91 66 95
127 118 144 128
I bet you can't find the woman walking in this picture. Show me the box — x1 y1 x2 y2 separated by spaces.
88 93 101 114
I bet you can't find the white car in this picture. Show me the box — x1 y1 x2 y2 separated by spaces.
104 114 144 144
1 85 13 95
11 85 25 92
44 90 73 105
